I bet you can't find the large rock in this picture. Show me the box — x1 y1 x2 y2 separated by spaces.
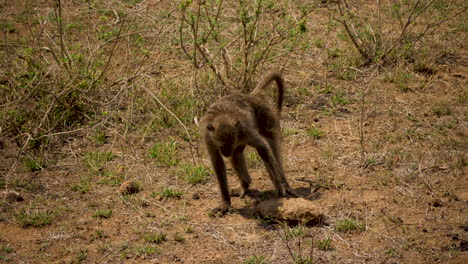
256 198 325 226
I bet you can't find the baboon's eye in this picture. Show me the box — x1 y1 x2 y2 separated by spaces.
207 124 215 131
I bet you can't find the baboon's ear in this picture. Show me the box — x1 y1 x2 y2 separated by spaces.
207 124 215 131
235 120 242 129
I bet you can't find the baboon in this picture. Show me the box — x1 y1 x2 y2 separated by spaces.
200 72 297 214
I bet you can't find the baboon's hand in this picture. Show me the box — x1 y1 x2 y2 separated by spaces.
209 204 231 216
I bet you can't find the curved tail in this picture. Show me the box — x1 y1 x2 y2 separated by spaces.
251 71 284 112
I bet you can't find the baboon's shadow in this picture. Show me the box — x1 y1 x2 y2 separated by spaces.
235 186 321 223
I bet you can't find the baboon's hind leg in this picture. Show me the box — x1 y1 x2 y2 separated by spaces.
267 130 298 197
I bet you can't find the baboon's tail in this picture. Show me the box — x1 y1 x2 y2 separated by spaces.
251 71 284 112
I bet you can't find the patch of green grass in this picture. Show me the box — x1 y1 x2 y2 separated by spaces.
95 229 109 239
177 163 211 185
453 155 467 169
243 255 269 264
246 150 262 168
83 151 115 174
185 226 195 233
335 218 365 232
337 69 357 80
135 245 160 256
330 92 349 106
151 188 183 198
0 21 15 33
93 209 112 219
383 247 402 258
294 86 311 97
149 140 178 166
23 156 43 172
144 232 167 244
73 250 87 264
174 232 185 242
306 126 324 139
316 83 333 94
0 244 13 260
97 243 112 253
432 101 452 117
0 244 12 254
384 66 413 92
314 38 325 48
327 47 341 58
315 238 333 251
16 208 54 228
8 177 36 191
91 130 107 145
71 176 92 194
97 170 126 186
283 128 299 136
288 225 307 239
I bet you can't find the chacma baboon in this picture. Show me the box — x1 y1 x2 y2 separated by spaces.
200 72 297 214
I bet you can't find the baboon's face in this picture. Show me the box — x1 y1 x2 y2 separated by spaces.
206 120 240 157
219 135 235 157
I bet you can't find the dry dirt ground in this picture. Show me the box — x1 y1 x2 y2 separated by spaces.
1 0 467 263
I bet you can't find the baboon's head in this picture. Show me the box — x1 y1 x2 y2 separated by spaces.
206 116 241 157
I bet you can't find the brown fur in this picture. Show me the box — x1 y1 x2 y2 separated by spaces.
200 72 296 214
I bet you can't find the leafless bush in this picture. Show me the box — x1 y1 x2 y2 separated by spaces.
335 0 467 65
178 0 312 97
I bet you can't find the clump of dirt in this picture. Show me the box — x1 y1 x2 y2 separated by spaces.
2 190 24 203
119 180 141 195
257 198 326 226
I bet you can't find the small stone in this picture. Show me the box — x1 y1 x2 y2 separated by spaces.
3 191 24 203
431 199 443 207
119 180 141 195
192 193 200 200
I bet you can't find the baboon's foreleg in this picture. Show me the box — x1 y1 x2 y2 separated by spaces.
230 145 252 198
207 143 231 214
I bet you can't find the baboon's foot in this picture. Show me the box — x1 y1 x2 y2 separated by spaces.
230 186 249 198
276 185 287 197
277 184 298 198
286 186 299 197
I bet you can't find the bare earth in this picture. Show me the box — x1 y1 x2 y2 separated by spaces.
0 0 467 263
